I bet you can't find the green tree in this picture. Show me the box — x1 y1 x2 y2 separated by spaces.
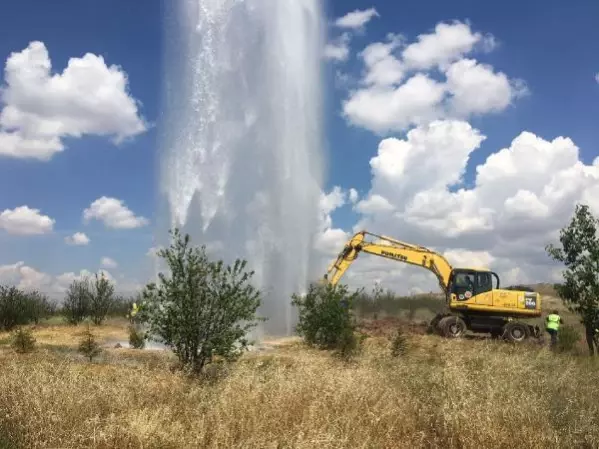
109 294 134 318
0 286 32 331
291 282 362 352
63 278 92 325
546 203 599 355
23 290 54 324
138 228 264 375
0 286 56 330
89 273 115 325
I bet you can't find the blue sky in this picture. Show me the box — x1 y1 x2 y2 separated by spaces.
0 0 162 285
1 0 598 295
324 0 599 193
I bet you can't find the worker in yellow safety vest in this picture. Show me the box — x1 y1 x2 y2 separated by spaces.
545 310 562 347
127 302 140 324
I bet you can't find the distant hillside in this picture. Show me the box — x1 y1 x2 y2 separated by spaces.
524 283 558 297
504 283 557 296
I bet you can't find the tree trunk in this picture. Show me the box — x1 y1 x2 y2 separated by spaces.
584 325 595 356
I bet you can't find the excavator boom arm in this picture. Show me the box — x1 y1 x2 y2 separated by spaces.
325 231 453 294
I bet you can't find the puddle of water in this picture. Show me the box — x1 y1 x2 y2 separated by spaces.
108 335 297 353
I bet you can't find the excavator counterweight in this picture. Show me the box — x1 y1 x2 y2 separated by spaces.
324 230 542 342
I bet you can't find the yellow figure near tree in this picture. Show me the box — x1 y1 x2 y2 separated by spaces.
545 310 562 347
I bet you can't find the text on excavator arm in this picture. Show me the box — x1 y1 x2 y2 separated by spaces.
325 230 453 294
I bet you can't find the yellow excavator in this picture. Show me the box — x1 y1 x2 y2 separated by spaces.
324 230 542 342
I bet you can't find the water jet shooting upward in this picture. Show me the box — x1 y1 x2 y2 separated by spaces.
158 0 327 336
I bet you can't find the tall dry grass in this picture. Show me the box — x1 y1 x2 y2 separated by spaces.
0 324 598 448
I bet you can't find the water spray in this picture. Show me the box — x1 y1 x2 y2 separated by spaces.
158 0 326 338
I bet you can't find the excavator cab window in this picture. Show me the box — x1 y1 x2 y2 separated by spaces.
450 269 498 300
450 271 476 301
476 272 493 294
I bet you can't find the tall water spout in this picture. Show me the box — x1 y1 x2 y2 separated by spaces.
157 0 326 337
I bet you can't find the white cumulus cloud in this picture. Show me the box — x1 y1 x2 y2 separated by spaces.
0 261 142 300
83 196 148 229
324 8 379 65
0 262 81 297
316 120 599 295
401 21 494 71
443 249 495 269
56 268 115 288
100 257 118 269
355 194 395 214
445 58 528 117
344 73 447 134
314 227 350 258
0 41 147 161
334 8 379 29
315 187 351 256
0 261 53 292
341 21 527 134
0 205 55 235
64 232 90 245
324 33 351 62
360 35 405 86
319 186 346 231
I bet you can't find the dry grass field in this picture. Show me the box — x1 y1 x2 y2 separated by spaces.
0 302 598 449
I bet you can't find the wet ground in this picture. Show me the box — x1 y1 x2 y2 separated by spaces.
105 335 300 352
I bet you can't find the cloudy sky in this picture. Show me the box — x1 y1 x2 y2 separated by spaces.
1 0 599 298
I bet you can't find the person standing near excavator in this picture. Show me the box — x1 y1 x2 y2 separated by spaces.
545 310 562 347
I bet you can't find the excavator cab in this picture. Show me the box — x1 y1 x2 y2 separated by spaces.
447 268 541 317
448 269 499 302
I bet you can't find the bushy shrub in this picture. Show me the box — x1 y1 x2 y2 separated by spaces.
0 286 54 331
390 328 408 357
556 325 581 353
335 326 367 361
78 324 102 362
137 228 264 375
10 327 36 354
128 325 145 349
292 282 362 354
